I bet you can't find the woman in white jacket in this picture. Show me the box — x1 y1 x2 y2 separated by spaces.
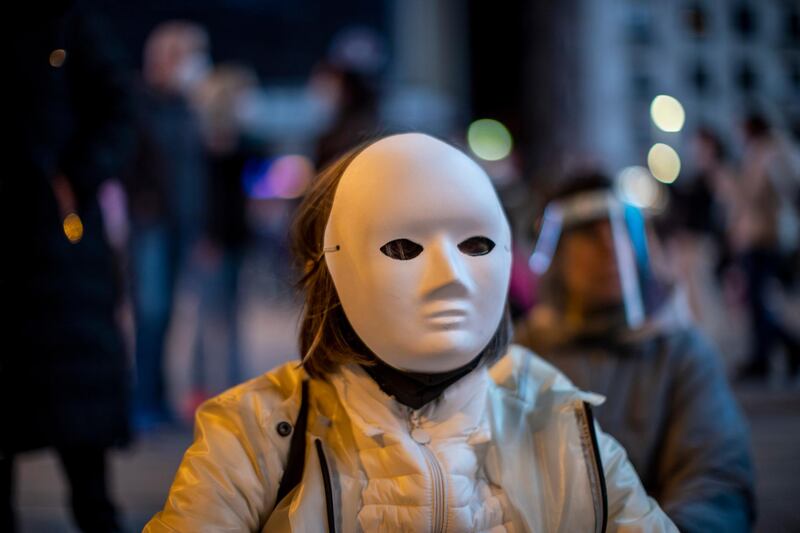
145 133 676 532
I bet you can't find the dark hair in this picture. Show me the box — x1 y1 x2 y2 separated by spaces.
542 170 612 207
290 134 511 378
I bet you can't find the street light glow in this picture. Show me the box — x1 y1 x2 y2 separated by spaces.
647 143 681 183
467 119 513 161
650 94 685 132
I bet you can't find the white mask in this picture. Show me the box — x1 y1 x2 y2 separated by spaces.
323 133 512 373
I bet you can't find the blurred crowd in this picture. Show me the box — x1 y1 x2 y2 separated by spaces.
2 2 799 532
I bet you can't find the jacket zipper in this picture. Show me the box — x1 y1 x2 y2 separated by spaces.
410 411 448 533
314 438 336 533
575 401 608 533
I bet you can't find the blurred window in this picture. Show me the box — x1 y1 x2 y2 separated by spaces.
786 4 800 45
690 61 711 95
627 5 655 46
632 73 652 101
735 60 758 92
788 60 800 92
684 2 709 37
731 3 757 39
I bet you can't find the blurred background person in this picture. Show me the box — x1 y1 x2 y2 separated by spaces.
670 127 731 239
183 63 262 416
686 126 741 280
2 3 135 531
125 20 211 430
657 126 742 352
515 172 755 532
731 113 800 381
310 51 382 168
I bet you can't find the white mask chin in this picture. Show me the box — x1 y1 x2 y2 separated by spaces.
323 133 512 373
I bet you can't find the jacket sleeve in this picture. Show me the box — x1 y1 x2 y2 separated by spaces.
654 330 756 533
598 425 680 533
143 394 284 532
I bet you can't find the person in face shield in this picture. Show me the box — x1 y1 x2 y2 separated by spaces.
516 172 756 533
144 135 676 532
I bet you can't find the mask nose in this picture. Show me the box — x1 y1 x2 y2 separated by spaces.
418 237 474 298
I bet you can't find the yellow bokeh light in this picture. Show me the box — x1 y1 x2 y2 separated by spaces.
647 143 681 184
49 49 67 68
63 213 83 243
467 119 513 161
650 94 685 132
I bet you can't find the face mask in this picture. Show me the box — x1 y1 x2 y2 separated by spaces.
323 133 512 373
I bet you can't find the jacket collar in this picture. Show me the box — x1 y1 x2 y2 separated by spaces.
330 363 492 443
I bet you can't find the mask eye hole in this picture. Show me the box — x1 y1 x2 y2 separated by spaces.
380 239 423 260
458 236 495 256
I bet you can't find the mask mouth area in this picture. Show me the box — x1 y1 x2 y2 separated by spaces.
426 308 468 319
425 308 469 328
422 301 470 318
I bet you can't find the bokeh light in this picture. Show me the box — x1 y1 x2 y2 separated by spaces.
270 155 314 199
49 49 67 68
615 165 667 212
650 94 685 132
243 155 314 200
467 118 513 161
63 213 83 243
647 143 681 183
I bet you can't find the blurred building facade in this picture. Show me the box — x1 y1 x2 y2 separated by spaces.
466 0 799 189
581 0 800 173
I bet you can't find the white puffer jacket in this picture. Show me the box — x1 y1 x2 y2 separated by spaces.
330 362 521 531
145 346 677 532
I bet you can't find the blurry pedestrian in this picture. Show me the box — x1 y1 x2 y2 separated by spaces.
672 128 733 236
126 20 211 429
310 61 381 168
311 27 384 168
187 63 261 410
732 113 800 380
687 127 742 280
659 127 739 333
516 172 756 532
2 3 134 531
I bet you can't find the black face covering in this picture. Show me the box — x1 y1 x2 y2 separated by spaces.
361 353 484 410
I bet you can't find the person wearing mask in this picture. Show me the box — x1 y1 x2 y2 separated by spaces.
516 172 756 532
145 134 676 532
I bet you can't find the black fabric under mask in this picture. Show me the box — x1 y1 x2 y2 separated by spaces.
361 353 484 410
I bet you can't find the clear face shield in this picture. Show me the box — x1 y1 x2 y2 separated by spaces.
529 190 653 330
